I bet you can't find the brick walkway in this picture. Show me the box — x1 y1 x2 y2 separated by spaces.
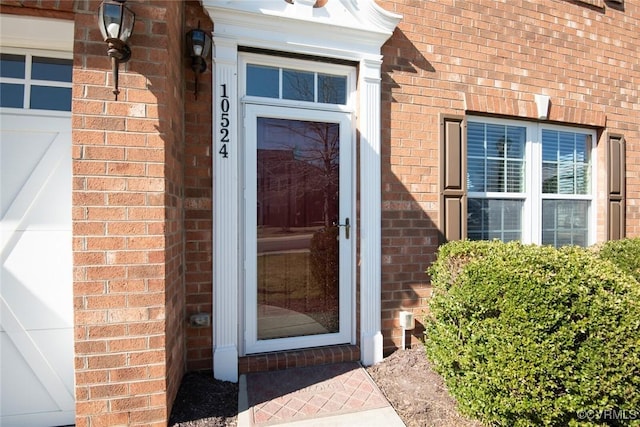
241 362 398 426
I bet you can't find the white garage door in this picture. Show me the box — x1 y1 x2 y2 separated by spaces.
1 33 74 426
0 112 74 427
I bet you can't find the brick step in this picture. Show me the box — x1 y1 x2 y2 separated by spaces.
239 344 360 374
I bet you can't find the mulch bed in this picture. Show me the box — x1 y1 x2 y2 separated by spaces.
169 372 238 427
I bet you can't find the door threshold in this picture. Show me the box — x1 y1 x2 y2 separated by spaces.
239 344 360 374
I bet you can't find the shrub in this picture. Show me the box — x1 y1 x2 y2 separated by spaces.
596 238 640 282
426 240 640 426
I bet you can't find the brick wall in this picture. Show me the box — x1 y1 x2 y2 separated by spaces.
72 1 185 425
183 2 214 372
162 0 187 419
377 0 640 351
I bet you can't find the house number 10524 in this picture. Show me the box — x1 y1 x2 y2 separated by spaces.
219 83 230 158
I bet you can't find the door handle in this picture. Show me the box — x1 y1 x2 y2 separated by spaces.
333 217 350 239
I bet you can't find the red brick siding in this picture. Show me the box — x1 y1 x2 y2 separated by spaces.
162 0 187 419
377 0 640 352
71 1 185 426
183 3 214 372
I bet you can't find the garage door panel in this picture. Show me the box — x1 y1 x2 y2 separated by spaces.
1 332 62 415
0 113 74 427
1 130 71 229
25 151 72 230
2 230 73 329
0 131 56 221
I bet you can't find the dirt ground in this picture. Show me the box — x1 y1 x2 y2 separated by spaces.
366 346 482 427
169 346 481 427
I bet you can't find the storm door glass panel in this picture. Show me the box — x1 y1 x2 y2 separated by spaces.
256 117 339 340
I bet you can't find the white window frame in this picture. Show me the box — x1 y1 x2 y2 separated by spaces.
467 116 597 246
0 47 73 115
239 53 357 112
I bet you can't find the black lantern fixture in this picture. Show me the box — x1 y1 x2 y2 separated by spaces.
98 0 135 100
186 23 212 99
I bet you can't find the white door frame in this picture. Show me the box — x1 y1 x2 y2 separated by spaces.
243 104 355 354
205 0 401 382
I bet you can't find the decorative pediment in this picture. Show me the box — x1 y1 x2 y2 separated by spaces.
202 0 401 59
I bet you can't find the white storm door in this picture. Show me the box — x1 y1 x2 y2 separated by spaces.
244 104 354 354
0 113 74 427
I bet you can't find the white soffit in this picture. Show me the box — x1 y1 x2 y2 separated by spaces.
203 0 401 59
0 14 74 52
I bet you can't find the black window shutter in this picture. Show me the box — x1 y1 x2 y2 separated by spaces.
440 116 466 243
607 134 626 240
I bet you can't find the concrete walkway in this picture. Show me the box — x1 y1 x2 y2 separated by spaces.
238 362 406 427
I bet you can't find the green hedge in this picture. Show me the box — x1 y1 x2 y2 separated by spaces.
426 240 640 426
596 238 640 282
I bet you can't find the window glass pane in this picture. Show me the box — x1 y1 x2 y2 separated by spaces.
506 160 524 192
0 83 24 108
542 200 589 247
32 56 73 82
318 74 346 105
506 126 525 158
559 131 575 160
0 54 25 78
468 122 525 194
30 86 72 111
542 129 557 161
542 161 558 193
486 159 504 192
575 164 590 194
467 122 486 157
467 157 485 192
283 69 314 102
486 124 505 158
542 129 591 195
247 64 279 98
467 198 522 242
575 134 591 194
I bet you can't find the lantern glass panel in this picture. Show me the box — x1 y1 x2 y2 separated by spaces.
99 3 122 39
119 6 135 42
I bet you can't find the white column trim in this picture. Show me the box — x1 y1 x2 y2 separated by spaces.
212 36 240 382
359 57 383 366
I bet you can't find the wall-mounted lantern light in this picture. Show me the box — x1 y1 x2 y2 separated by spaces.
98 0 135 100
186 24 212 99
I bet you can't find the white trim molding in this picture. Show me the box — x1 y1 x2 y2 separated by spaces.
212 36 240 383
205 0 401 381
0 15 73 52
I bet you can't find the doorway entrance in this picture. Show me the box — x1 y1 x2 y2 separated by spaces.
244 105 354 354
208 0 400 380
